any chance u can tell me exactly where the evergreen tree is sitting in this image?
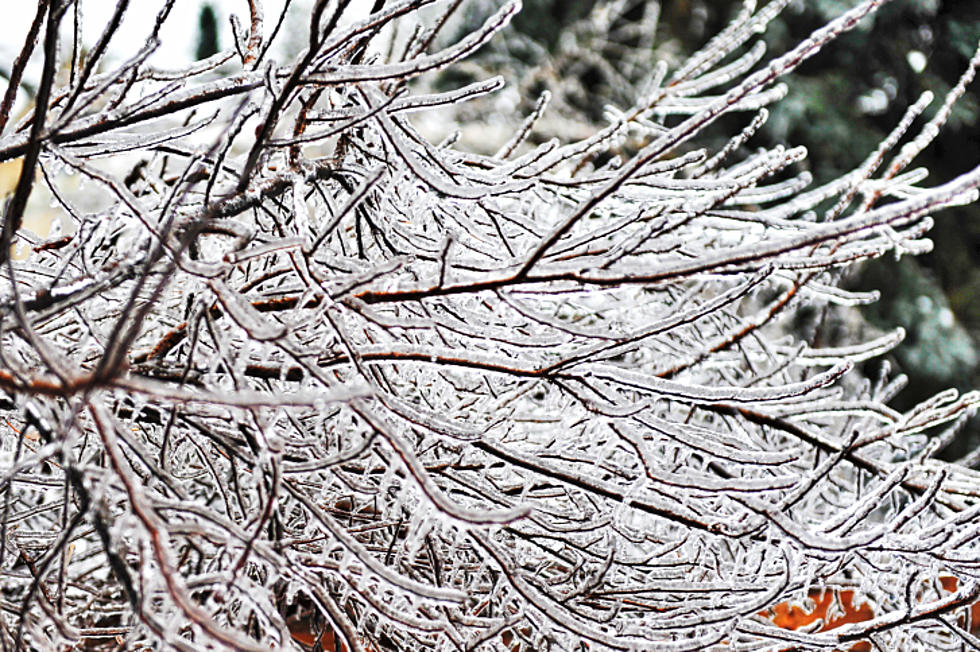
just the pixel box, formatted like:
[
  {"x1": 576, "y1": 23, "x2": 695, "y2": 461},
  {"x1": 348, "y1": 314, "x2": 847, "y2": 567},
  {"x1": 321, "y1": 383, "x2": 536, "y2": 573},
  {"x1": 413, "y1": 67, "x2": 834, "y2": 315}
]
[{"x1": 196, "y1": 3, "x2": 219, "y2": 60}]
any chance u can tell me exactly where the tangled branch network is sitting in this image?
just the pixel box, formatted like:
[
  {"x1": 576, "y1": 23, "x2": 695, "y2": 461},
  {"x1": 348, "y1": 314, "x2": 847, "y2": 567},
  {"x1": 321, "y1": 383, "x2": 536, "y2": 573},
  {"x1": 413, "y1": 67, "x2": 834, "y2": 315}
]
[{"x1": 3, "y1": 0, "x2": 980, "y2": 650}]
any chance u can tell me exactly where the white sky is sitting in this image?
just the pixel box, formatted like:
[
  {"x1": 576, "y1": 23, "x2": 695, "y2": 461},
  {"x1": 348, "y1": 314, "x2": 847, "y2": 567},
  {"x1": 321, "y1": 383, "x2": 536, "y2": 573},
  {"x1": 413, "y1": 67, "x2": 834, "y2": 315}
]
[
  {"x1": 0, "y1": 1, "x2": 412, "y2": 120},
  {"x1": 0, "y1": 0, "x2": 314, "y2": 117},
  {"x1": 2, "y1": 0, "x2": 245, "y2": 63}
]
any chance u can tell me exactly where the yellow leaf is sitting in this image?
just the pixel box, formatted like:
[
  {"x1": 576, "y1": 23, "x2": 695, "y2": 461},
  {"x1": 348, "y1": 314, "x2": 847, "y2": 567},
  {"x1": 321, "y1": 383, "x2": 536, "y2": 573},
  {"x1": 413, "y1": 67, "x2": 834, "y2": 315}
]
[{"x1": 0, "y1": 157, "x2": 24, "y2": 196}]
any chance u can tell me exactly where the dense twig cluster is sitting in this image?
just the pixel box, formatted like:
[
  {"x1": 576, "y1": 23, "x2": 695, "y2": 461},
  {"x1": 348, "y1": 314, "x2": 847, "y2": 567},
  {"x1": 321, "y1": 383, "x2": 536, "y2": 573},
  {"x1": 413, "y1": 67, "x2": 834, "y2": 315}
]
[{"x1": 2, "y1": 0, "x2": 980, "y2": 650}]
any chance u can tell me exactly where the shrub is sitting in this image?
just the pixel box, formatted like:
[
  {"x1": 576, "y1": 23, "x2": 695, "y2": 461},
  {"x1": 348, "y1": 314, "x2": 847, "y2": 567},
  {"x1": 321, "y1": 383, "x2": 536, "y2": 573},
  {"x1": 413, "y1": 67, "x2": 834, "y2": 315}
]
[{"x1": 2, "y1": 1, "x2": 980, "y2": 650}]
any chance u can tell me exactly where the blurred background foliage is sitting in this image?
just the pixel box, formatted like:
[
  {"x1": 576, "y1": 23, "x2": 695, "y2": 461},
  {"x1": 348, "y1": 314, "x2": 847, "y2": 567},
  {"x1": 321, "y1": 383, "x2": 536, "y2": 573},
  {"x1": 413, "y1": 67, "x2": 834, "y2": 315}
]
[
  {"x1": 436, "y1": 0, "x2": 980, "y2": 458},
  {"x1": 196, "y1": 3, "x2": 221, "y2": 61}
]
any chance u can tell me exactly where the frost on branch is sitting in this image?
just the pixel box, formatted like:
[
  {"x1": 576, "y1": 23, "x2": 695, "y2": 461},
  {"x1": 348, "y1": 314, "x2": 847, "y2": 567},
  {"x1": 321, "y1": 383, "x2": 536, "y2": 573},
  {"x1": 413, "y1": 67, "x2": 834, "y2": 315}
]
[{"x1": 2, "y1": 1, "x2": 980, "y2": 650}]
